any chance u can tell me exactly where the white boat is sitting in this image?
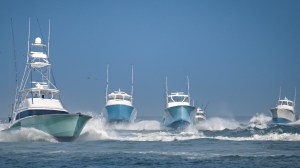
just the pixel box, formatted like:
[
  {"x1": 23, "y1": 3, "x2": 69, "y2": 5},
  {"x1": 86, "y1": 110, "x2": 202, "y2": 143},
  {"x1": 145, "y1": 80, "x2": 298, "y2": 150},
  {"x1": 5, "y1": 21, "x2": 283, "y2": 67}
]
[
  {"x1": 193, "y1": 107, "x2": 206, "y2": 124},
  {"x1": 270, "y1": 88, "x2": 297, "y2": 123},
  {"x1": 162, "y1": 77, "x2": 196, "y2": 129},
  {"x1": 104, "y1": 65, "x2": 136, "y2": 123},
  {"x1": 5, "y1": 20, "x2": 91, "y2": 141}
]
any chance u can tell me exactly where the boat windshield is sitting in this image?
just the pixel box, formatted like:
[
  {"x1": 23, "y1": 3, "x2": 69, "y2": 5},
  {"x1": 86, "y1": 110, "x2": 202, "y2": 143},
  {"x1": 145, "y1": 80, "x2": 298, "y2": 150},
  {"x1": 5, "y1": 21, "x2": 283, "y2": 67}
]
[
  {"x1": 279, "y1": 100, "x2": 293, "y2": 106},
  {"x1": 23, "y1": 90, "x2": 60, "y2": 100},
  {"x1": 108, "y1": 94, "x2": 131, "y2": 101},
  {"x1": 169, "y1": 96, "x2": 189, "y2": 102}
]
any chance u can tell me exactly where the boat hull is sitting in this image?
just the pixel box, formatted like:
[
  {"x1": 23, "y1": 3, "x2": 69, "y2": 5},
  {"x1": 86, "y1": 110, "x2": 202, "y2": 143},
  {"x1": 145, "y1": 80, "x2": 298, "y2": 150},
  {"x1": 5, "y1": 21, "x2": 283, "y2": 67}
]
[
  {"x1": 270, "y1": 108, "x2": 296, "y2": 123},
  {"x1": 163, "y1": 105, "x2": 195, "y2": 129},
  {"x1": 105, "y1": 104, "x2": 134, "y2": 123},
  {"x1": 8, "y1": 113, "x2": 91, "y2": 142}
]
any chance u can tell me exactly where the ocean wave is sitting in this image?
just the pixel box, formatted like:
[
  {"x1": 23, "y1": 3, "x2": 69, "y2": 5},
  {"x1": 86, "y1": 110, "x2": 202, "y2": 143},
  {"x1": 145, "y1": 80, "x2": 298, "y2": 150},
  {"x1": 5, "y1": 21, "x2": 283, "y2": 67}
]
[{"x1": 1, "y1": 112, "x2": 300, "y2": 142}]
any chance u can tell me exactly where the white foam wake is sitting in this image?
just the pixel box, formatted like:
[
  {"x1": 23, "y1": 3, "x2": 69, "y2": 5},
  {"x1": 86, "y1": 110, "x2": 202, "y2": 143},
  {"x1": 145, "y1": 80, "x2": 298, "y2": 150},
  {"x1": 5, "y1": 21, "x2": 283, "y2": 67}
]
[
  {"x1": 77, "y1": 112, "x2": 203, "y2": 142},
  {"x1": 108, "y1": 120, "x2": 162, "y2": 131},
  {"x1": 113, "y1": 131, "x2": 203, "y2": 142},
  {"x1": 212, "y1": 133, "x2": 300, "y2": 141}
]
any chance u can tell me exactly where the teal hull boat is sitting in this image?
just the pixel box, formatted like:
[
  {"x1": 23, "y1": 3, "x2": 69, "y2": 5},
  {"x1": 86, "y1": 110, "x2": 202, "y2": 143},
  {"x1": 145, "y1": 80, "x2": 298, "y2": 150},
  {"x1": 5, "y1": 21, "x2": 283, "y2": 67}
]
[{"x1": 8, "y1": 113, "x2": 91, "y2": 142}]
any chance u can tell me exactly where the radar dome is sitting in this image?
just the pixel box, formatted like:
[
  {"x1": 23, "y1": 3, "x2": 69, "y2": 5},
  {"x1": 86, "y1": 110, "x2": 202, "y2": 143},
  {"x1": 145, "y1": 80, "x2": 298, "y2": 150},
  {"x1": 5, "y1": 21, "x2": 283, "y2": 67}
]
[{"x1": 35, "y1": 37, "x2": 42, "y2": 44}]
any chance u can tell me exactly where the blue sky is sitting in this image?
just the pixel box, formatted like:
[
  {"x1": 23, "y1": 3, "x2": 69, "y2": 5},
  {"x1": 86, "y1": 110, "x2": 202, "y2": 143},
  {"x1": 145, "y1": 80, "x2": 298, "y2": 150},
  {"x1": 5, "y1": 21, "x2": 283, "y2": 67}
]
[{"x1": 0, "y1": 0, "x2": 300, "y2": 119}]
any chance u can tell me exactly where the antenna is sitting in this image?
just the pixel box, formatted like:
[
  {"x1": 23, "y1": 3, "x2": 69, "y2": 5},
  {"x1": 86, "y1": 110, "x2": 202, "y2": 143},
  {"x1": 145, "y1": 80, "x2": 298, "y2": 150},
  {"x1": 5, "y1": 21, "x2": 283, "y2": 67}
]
[
  {"x1": 278, "y1": 86, "x2": 282, "y2": 100},
  {"x1": 187, "y1": 76, "x2": 190, "y2": 103},
  {"x1": 27, "y1": 18, "x2": 31, "y2": 63},
  {"x1": 48, "y1": 20, "x2": 51, "y2": 86},
  {"x1": 294, "y1": 88, "x2": 297, "y2": 108},
  {"x1": 165, "y1": 76, "x2": 168, "y2": 107},
  {"x1": 131, "y1": 64, "x2": 134, "y2": 104},
  {"x1": 105, "y1": 64, "x2": 109, "y2": 103},
  {"x1": 48, "y1": 19, "x2": 51, "y2": 58}
]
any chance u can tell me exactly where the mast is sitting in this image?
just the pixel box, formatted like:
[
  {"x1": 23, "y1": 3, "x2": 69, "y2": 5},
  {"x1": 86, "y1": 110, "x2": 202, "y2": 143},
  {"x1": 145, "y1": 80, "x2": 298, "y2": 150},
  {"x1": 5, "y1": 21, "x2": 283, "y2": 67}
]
[
  {"x1": 278, "y1": 86, "x2": 282, "y2": 101},
  {"x1": 47, "y1": 19, "x2": 51, "y2": 86},
  {"x1": 131, "y1": 64, "x2": 134, "y2": 104},
  {"x1": 187, "y1": 76, "x2": 190, "y2": 104},
  {"x1": 47, "y1": 20, "x2": 50, "y2": 58},
  {"x1": 105, "y1": 64, "x2": 109, "y2": 103}
]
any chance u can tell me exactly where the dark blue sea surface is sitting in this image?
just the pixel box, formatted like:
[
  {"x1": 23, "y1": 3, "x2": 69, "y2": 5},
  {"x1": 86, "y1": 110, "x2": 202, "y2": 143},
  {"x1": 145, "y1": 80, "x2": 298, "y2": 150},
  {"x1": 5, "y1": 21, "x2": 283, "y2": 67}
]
[{"x1": 0, "y1": 113, "x2": 300, "y2": 168}]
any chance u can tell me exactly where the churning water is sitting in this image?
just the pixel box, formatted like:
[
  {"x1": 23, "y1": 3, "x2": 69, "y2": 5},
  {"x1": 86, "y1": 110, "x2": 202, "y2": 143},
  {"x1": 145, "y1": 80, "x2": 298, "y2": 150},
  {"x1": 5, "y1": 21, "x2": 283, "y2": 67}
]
[{"x1": 0, "y1": 113, "x2": 300, "y2": 167}]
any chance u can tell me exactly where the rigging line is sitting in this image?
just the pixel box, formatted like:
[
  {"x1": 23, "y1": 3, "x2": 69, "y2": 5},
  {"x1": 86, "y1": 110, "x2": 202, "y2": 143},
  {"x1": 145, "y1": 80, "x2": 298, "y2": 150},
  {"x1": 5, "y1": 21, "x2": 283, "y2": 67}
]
[
  {"x1": 50, "y1": 67, "x2": 57, "y2": 88},
  {"x1": 34, "y1": 67, "x2": 57, "y2": 89},
  {"x1": 10, "y1": 18, "x2": 18, "y2": 84},
  {"x1": 10, "y1": 18, "x2": 19, "y2": 118}
]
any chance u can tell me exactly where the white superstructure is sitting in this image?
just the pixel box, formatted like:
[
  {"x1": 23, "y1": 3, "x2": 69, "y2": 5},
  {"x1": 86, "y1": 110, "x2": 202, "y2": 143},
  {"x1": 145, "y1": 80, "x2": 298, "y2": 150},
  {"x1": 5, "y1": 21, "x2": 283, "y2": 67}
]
[
  {"x1": 106, "y1": 89, "x2": 133, "y2": 107},
  {"x1": 167, "y1": 92, "x2": 191, "y2": 108},
  {"x1": 10, "y1": 21, "x2": 67, "y2": 123},
  {"x1": 194, "y1": 107, "x2": 206, "y2": 121}
]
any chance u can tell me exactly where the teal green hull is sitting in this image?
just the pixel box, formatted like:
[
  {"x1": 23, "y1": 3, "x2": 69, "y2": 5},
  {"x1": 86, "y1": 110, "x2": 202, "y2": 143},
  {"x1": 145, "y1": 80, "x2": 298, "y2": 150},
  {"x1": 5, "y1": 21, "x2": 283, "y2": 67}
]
[{"x1": 8, "y1": 114, "x2": 91, "y2": 142}]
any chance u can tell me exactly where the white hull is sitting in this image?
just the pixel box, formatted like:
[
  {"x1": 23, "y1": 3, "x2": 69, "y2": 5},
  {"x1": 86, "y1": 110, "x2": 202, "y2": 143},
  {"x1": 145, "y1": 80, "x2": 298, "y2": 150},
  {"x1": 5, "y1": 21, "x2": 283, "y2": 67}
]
[{"x1": 270, "y1": 108, "x2": 296, "y2": 123}]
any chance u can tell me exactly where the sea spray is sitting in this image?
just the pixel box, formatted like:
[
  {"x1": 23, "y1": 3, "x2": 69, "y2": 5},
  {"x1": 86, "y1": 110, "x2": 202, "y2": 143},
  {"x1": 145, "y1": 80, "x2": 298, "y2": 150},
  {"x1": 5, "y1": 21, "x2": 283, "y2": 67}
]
[
  {"x1": 0, "y1": 127, "x2": 57, "y2": 142},
  {"x1": 195, "y1": 117, "x2": 240, "y2": 131},
  {"x1": 0, "y1": 121, "x2": 9, "y2": 131},
  {"x1": 77, "y1": 112, "x2": 203, "y2": 142},
  {"x1": 248, "y1": 113, "x2": 272, "y2": 129},
  {"x1": 109, "y1": 120, "x2": 162, "y2": 131},
  {"x1": 212, "y1": 132, "x2": 300, "y2": 141},
  {"x1": 78, "y1": 112, "x2": 118, "y2": 141}
]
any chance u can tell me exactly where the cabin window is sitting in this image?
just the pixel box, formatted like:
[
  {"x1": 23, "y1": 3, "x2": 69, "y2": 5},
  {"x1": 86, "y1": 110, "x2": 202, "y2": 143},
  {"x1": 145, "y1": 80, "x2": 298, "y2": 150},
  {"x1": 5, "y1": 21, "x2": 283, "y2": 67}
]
[
  {"x1": 288, "y1": 102, "x2": 293, "y2": 106},
  {"x1": 42, "y1": 95, "x2": 45, "y2": 98},
  {"x1": 116, "y1": 95, "x2": 123, "y2": 100},
  {"x1": 282, "y1": 101, "x2": 287, "y2": 105}
]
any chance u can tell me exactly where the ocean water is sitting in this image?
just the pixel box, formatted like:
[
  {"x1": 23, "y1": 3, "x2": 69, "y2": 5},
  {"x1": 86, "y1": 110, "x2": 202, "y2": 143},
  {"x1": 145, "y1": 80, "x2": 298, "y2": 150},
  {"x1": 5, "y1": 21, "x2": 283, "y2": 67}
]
[{"x1": 0, "y1": 113, "x2": 300, "y2": 168}]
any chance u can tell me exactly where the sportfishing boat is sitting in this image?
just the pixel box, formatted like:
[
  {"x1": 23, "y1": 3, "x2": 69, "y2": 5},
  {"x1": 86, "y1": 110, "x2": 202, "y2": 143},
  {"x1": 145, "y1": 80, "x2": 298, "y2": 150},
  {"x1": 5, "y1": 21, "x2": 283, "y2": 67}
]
[
  {"x1": 162, "y1": 77, "x2": 196, "y2": 129},
  {"x1": 270, "y1": 88, "x2": 297, "y2": 123},
  {"x1": 104, "y1": 65, "x2": 135, "y2": 123},
  {"x1": 193, "y1": 107, "x2": 206, "y2": 124},
  {"x1": 6, "y1": 20, "x2": 91, "y2": 141}
]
